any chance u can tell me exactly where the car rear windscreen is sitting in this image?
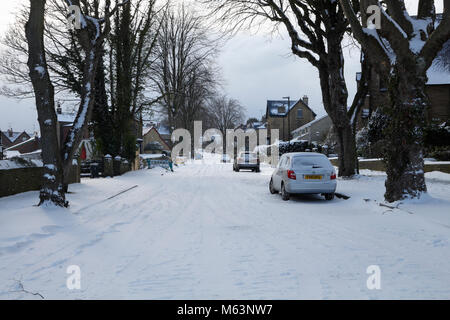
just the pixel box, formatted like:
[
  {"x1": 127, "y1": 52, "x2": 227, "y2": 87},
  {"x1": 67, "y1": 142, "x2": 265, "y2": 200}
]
[
  {"x1": 292, "y1": 156, "x2": 331, "y2": 168},
  {"x1": 241, "y1": 153, "x2": 256, "y2": 157}
]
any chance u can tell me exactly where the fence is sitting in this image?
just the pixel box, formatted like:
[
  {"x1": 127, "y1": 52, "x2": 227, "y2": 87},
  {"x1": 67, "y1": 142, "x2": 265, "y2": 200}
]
[{"x1": 146, "y1": 159, "x2": 170, "y2": 169}]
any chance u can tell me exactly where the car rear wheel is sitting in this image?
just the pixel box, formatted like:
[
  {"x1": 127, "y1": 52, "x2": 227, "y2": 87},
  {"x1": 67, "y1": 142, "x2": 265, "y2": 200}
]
[
  {"x1": 325, "y1": 193, "x2": 335, "y2": 201},
  {"x1": 269, "y1": 179, "x2": 277, "y2": 194},
  {"x1": 281, "y1": 183, "x2": 290, "y2": 201}
]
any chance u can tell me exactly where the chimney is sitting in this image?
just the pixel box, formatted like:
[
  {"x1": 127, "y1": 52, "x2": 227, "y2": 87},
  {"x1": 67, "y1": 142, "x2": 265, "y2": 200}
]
[
  {"x1": 56, "y1": 103, "x2": 62, "y2": 115},
  {"x1": 302, "y1": 95, "x2": 309, "y2": 106},
  {"x1": 8, "y1": 128, "x2": 13, "y2": 138}
]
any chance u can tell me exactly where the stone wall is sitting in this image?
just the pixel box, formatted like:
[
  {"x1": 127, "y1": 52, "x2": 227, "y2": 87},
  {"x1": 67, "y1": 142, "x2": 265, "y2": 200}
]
[
  {"x1": 0, "y1": 165, "x2": 80, "y2": 198},
  {"x1": 329, "y1": 158, "x2": 450, "y2": 174}
]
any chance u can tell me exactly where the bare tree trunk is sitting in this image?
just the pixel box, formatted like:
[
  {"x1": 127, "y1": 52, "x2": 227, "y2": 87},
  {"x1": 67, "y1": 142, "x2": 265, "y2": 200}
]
[
  {"x1": 24, "y1": 0, "x2": 123, "y2": 206},
  {"x1": 319, "y1": 36, "x2": 357, "y2": 177},
  {"x1": 338, "y1": 126, "x2": 357, "y2": 177},
  {"x1": 383, "y1": 67, "x2": 427, "y2": 201},
  {"x1": 25, "y1": 0, "x2": 67, "y2": 207}
]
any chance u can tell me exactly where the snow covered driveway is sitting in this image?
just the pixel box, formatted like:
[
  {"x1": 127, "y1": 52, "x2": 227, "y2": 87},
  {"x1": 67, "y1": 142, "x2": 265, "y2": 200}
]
[{"x1": 1, "y1": 162, "x2": 450, "y2": 299}]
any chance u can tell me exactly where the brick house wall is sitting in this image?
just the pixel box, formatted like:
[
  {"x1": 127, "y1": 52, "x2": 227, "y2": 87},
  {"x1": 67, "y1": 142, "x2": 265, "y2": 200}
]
[
  {"x1": 426, "y1": 84, "x2": 450, "y2": 123},
  {"x1": 355, "y1": 70, "x2": 450, "y2": 129},
  {"x1": 287, "y1": 102, "x2": 316, "y2": 135},
  {"x1": 6, "y1": 136, "x2": 40, "y2": 154}
]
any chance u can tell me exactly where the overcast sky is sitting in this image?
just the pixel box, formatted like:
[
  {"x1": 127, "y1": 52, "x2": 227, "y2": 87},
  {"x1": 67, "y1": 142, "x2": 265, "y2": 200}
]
[{"x1": 0, "y1": 0, "x2": 442, "y2": 133}]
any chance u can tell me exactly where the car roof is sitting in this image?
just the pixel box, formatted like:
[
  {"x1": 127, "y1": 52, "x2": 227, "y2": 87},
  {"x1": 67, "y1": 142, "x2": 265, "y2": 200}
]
[{"x1": 282, "y1": 152, "x2": 326, "y2": 158}]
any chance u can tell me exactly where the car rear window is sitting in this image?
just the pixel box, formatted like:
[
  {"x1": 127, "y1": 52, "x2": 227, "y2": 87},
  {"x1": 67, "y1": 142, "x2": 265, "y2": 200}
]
[
  {"x1": 292, "y1": 156, "x2": 331, "y2": 168},
  {"x1": 241, "y1": 153, "x2": 256, "y2": 157}
]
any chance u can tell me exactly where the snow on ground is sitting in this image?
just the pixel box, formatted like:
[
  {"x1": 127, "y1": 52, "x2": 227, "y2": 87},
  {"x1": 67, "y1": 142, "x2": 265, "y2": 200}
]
[{"x1": 0, "y1": 160, "x2": 449, "y2": 299}]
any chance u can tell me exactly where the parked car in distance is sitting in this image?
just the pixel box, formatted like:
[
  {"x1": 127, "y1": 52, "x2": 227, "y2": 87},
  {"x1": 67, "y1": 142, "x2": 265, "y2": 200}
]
[
  {"x1": 269, "y1": 152, "x2": 336, "y2": 201},
  {"x1": 233, "y1": 151, "x2": 260, "y2": 172},
  {"x1": 221, "y1": 154, "x2": 231, "y2": 163}
]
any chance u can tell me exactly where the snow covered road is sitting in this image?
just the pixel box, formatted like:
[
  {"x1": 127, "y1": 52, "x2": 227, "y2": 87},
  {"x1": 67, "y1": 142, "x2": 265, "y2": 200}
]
[{"x1": 1, "y1": 161, "x2": 450, "y2": 299}]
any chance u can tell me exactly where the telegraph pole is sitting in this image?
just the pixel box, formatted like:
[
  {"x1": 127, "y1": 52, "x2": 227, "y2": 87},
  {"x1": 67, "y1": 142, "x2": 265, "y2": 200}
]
[
  {"x1": 0, "y1": 129, "x2": 3, "y2": 160},
  {"x1": 283, "y1": 96, "x2": 290, "y2": 141}
]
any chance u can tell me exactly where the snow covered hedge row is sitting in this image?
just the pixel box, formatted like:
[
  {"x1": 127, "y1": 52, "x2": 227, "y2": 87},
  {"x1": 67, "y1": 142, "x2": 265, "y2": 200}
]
[{"x1": 0, "y1": 157, "x2": 43, "y2": 171}]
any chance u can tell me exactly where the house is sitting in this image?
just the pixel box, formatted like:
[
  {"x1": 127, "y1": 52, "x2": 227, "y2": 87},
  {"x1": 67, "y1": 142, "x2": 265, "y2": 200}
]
[
  {"x1": 142, "y1": 122, "x2": 172, "y2": 147},
  {"x1": 0, "y1": 129, "x2": 32, "y2": 149},
  {"x1": 266, "y1": 96, "x2": 316, "y2": 141},
  {"x1": 426, "y1": 59, "x2": 450, "y2": 124},
  {"x1": 56, "y1": 106, "x2": 92, "y2": 160},
  {"x1": 234, "y1": 120, "x2": 268, "y2": 146},
  {"x1": 56, "y1": 108, "x2": 76, "y2": 148},
  {"x1": 246, "y1": 121, "x2": 267, "y2": 131},
  {"x1": 142, "y1": 126, "x2": 171, "y2": 154},
  {"x1": 355, "y1": 41, "x2": 450, "y2": 128},
  {"x1": 156, "y1": 124, "x2": 172, "y2": 148},
  {"x1": 291, "y1": 114, "x2": 332, "y2": 144},
  {"x1": 4, "y1": 135, "x2": 41, "y2": 155}
]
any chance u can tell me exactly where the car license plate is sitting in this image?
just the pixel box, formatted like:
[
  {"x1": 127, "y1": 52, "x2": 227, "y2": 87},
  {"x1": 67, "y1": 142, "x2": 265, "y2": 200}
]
[{"x1": 304, "y1": 175, "x2": 323, "y2": 180}]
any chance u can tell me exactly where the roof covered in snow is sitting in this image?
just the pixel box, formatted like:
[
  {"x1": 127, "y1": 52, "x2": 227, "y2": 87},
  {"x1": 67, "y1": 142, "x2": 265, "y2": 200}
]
[
  {"x1": 0, "y1": 158, "x2": 43, "y2": 170},
  {"x1": 266, "y1": 100, "x2": 298, "y2": 117},
  {"x1": 427, "y1": 67, "x2": 450, "y2": 85},
  {"x1": 292, "y1": 114, "x2": 330, "y2": 134},
  {"x1": 266, "y1": 99, "x2": 317, "y2": 119},
  {"x1": 246, "y1": 122, "x2": 266, "y2": 130},
  {"x1": 427, "y1": 41, "x2": 450, "y2": 85},
  {"x1": 57, "y1": 113, "x2": 76, "y2": 123},
  {"x1": 1, "y1": 130, "x2": 32, "y2": 144},
  {"x1": 143, "y1": 124, "x2": 171, "y2": 137},
  {"x1": 4, "y1": 135, "x2": 39, "y2": 151},
  {"x1": 4, "y1": 150, "x2": 21, "y2": 159},
  {"x1": 158, "y1": 125, "x2": 171, "y2": 136}
]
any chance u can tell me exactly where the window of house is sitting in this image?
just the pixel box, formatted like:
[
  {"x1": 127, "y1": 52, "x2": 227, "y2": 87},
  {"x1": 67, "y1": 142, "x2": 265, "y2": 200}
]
[
  {"x1": 297, "y1": 109, "x2": 303, "y2": 119},
  {"x1": 379, "y1": 77, "x2": 387, "y2": 92},
  {"x1": 361, "y1": 109, "x2": 370, "y2": 118},
  {"x1": 278, "y1": 106, "x2": 286, "y2": 114}
]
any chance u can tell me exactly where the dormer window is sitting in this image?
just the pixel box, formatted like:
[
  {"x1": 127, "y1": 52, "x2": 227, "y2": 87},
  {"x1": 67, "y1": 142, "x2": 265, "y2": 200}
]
[
  {"x1": 278, "y1": 106, "x2": 286, "y2": 114},
  {"x1": 362, "y1": 109, "x2": 370, "y2": 118}
]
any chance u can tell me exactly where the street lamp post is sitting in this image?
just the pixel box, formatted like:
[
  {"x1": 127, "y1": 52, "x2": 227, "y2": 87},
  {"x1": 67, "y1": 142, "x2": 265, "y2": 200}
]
[
  {"x1": 0, "y1": 130, "x2": 3, "y2": 160},
  {"x1": 283, "y1": 96, "x2": 290, "y2": 141}
]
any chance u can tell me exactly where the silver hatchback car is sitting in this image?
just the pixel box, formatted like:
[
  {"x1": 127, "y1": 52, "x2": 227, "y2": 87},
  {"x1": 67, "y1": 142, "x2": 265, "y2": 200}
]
[{"x1": 269, "y1": 152, "x2": 337, "y2": 201}]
